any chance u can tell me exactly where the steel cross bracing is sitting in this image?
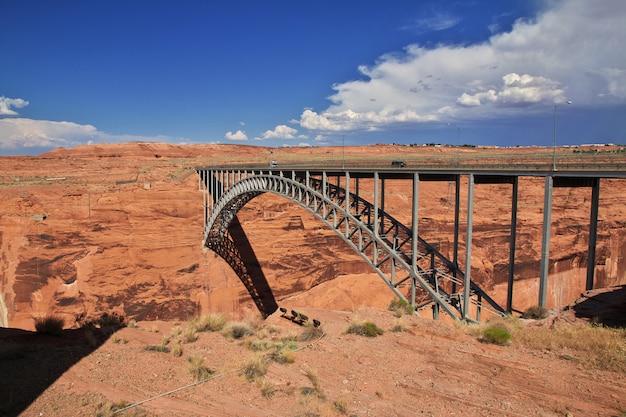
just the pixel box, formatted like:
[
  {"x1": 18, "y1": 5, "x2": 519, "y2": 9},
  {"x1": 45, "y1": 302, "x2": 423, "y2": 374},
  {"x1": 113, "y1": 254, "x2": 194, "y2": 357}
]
[{"x1": 198, "y1": 168, "x2": 506, "y2": 322}]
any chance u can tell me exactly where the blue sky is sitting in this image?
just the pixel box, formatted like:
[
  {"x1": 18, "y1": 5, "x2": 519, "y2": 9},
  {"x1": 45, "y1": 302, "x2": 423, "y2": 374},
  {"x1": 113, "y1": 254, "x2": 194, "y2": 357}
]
[{"x1": 1, "y1": 0, "x2": 625, "y2": 155}]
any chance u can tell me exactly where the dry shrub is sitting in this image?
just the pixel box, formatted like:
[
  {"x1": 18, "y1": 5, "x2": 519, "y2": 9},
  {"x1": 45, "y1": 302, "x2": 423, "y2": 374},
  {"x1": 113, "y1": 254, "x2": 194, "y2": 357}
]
[
  {"x1": 522, "y1": 305, "x2": 549, "y2": 320},
  {"x1": 171, "y1": 342, "x2": 183, "y2": 357},
  {"x1": 223, "y1": 321, "x2": 254, "y2": 339},
  {"x1": 334, "y1": 397, "x2": 349, "y2": 414},
  {"x1": 256, "y1": 377, "x2": 277, "y2": 399},
  {"x1": 299, "y1": 322, "x2": 324, "y2": 342},
  {"x1": 241, "y1": 355, "x2": 267, "y2": 381},
  {"x1": 34, "y1": 315, "x2": 65, "y2": 336},
  {"x1": 301, "y1": 367, "x2": 324, "y2": 399},
  {"x1": 187, "y1": 354, "x2": 213, "y2": 381},
  {"x1": 346, "y1": 320, "x2": 384, "y2": 337},
  {"x1": 189, "y1": 313, "x2": 227, "y2": 332},
  {"x1": 182, "y1": 327, "x2": 198, "y2": 343}
]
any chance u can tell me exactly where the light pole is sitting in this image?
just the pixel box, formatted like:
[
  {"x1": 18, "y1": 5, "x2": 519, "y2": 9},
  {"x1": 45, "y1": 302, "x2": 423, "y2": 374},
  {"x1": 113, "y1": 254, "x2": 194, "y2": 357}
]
[
  {"x1": 552, "y1": 100, "x2": 572, "y2": 171},
  {"x1": 448, "y1": 123, "x2": 460, "y2": 166}
]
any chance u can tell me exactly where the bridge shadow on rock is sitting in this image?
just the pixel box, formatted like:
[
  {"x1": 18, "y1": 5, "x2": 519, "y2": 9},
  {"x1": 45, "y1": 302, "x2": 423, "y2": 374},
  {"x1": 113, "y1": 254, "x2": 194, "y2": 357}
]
[
  {"x1": 209, "y1": 216, "x2": 278, "y2": 318},
  {"x1": 572, "y1": 285, "x2": 626, "y2": 328},
  {"x1": 0, "y1": 316, "x2": 123, "y2": 417}
]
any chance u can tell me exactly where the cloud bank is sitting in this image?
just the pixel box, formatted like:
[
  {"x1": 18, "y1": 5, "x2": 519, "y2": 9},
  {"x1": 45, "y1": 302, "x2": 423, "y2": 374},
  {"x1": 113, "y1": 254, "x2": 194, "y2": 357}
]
[
  {"x1": 297, "y1": 0, "x2": 626, "y2": 133},
  {"x1": 0, "y1": 118, "x2": 182, "y2": 152}
]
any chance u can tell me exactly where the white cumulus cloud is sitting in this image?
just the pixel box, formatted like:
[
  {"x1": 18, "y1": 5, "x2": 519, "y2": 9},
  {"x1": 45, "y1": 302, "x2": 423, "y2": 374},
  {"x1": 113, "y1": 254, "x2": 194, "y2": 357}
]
[
  {"x1": 257, "y1": 124, "x2": 298, "y2": 140},
  {"x1": 0, "y1": 96, "x2": 29, "y2": 116},
  {"x1": 297, "y1": 0, "x2": 626, "y2": 132},
  {"x1": 225, "y1": 130, "x2": 248, "y2": 141}
]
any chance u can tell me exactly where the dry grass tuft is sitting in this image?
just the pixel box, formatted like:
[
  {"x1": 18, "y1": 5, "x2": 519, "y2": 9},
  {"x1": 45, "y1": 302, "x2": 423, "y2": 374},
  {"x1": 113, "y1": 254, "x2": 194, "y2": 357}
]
[
  {"x1": 256, "y1": 377, "x2": 277, "y2": 399},
  {"x1": 189, "y1": 313, "x2": 227, "y2": 332},
  {"x1": 346, "y1": 320, "x2": 384, "y2": 337},
  {"x1": 223, "y1": 321, "x2": 254, "y2": 339},
  {"x1": 514, "y1": 322, "x2": 626, "y2": 372},
  {"x1": 299, "y1": 322, "x2": 324, "y2": 342},
  {"x1": 241, "y1": 355, "x2": 268, "y2": 381},
  {"x1": 34, "y1": 315, "x2": 65, "y2": 336},
  {"x1": 187, "y1": 354, "x2": 213, "y2": 381}
]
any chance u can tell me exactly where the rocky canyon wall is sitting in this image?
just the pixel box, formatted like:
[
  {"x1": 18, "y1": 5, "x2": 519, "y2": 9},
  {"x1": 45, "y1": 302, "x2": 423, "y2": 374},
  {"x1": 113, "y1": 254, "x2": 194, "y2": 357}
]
[{"x1": 1, "y1": 143, "x2": 625, "y2": 329}]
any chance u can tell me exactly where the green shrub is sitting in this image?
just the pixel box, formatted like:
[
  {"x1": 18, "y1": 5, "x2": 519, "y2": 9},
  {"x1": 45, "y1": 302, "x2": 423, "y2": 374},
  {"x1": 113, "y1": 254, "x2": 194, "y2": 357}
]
[
  {"x1": 34, "y1": 315, "x2": 65, "y2": 336},
  {"x1": 145, "y1": 344, "x2": 170, "y2": 353},
  {"x1": 482, "y1": 327, "x2": 511, "y2": 346},
  {"x1": 388, "y1": 298, "x2": 414, "y2": 317},
  {"x1": 346, "y1": 321, "x2": 384, "y2": 337},
  {"x1": 522, "y1": 305, "x2": 549, "y2": 320}
]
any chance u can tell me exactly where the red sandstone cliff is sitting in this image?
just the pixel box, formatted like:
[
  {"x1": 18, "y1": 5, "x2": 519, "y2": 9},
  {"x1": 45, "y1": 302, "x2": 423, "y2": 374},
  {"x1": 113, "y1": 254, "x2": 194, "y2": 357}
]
[{"x1": 1, "y1": 143, "x2": 625, "y2": 329}]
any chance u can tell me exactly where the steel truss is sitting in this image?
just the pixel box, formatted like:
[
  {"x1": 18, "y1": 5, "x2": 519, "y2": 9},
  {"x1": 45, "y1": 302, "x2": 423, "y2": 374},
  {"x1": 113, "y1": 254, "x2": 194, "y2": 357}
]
[{"x1": 197, "y1": 168, "x2": 506, "y2": 322}]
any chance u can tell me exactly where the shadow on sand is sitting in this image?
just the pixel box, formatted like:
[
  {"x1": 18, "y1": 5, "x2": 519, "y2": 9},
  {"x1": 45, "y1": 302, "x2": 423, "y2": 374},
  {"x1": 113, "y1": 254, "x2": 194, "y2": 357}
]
[
  {"x1": 572, "y1": 285, "x2": 626, "y2": 327},
  {"x1": 0, "y1": 318, "x2": 121, "y2": 417}
]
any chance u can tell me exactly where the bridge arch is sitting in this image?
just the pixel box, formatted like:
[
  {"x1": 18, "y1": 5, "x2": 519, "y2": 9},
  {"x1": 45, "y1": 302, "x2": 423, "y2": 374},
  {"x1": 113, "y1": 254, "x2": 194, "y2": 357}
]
[{"x1": 198, "y1": 168, "x2": 505, "y2": 322}]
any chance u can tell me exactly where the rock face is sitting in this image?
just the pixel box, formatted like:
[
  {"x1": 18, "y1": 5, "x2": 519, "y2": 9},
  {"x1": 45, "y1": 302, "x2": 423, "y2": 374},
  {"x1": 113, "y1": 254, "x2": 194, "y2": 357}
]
[{"x1": 1, "y1": 143, "x2": 625, "y2": 329}]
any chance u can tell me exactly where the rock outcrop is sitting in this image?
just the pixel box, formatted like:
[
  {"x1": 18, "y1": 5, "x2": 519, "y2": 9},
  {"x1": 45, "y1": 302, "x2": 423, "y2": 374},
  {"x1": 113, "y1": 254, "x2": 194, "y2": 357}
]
[{"x1": 1, "y1": 143, "x2": 625, "y2": 329}]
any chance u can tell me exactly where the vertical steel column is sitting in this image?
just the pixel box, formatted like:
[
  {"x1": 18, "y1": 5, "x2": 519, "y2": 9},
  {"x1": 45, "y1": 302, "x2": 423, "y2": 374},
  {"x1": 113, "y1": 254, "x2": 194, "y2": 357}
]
[
  {"x1": 345, "y1": 171, "x2": 351, "y2": 236},
  {"x1": 507, "y1": 177, "x2": 519, "y2": 312},
  {"x1": 586, "y1": 178, "x2": 600, "y2": 290},
  {"x1": 411, "y1": 173, "x2": 419, "y2": 310},
  {"x1": 355, "y1": 178, "x2": 360, "y2": 214},
  {"x1": 322, "y1": 171, "x2": 328, "y2": 218},
  {"x1": 539, "y1": 176, "x2": 554, "y2": 308},
  {"x1": 453, "y1": 175, "x2": 461, "y2": 294},
  {"x1": 380, "y1": 178, "x2": 386, "y2": 234},
  {"x1": 373, "y1": 172, "x2": 379, "y2": 265},
  {"x1": 306, "y1": 171, "x2": 311, "y2": 206},
  {"x1": 463, "y1": 174, "x2": 474, "y2": 320}
]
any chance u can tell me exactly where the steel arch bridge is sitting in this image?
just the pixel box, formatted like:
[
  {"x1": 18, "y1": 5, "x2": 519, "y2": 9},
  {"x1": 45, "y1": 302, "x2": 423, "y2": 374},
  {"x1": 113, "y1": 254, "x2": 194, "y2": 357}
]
[{"x1": 196, "y1": 167, "x2": 506, "y2": 322}]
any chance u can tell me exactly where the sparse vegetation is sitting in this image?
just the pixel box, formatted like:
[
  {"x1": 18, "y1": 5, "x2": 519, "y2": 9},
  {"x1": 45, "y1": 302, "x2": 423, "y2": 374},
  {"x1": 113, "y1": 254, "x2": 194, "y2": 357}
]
[
  {"x1": 182, "y1": 327, "x2": 198, "y2": 343},
  {"x1": 346, "y1": 320, "x2": 384, "y2": 337},
  {"x1": 481, "y1": 326, "x2": 512, "y2": 346},
  {"x1": 388, "y1": 298, "x2": 414, "y2": 317},
  {"x1": 256, "y1": 377, "x2": 276, "y2": 399},
  {"x1": 223, "y1": 321, "x2": 254, "y2": 339},
  {"x1": 241, "y1": 355, "x2": 268, "y2": 381},
  {"x1": 34, "y1": 315, "x2": 65, "y2": 336},
  {"x1": 333, "y1": 397, "x2": 349, "y2": 414},
  {"x1": 514, "y1": 322, "x2": 626, "y2": 372},
  {"x1": 169, "y1": 325, "x2": 183, "y2": 338},
  {"x1": 391, "y1": 319, "x2": 407, "y2": 332},
  {"x1": 189, "y1": 313, "x2": 227, "y2": 332},
  {"x1": 299, "y1": 321, "x2": 325, "y2": 341},
  {"x1": 145, "y1": 344, "x2": 170, "y2": 353},
  {"x1": 171, "y1": 342, "x2": 183, "y2": 357},
  {"x1": 187, "y1": 354, "x2": 213, "y2": 381},
  {"x1": 522, "y1": 305, "x2": 549, "y2": 320},
  {"x1": 302, "y1": 367, "x2": 324, "y2": 399}
]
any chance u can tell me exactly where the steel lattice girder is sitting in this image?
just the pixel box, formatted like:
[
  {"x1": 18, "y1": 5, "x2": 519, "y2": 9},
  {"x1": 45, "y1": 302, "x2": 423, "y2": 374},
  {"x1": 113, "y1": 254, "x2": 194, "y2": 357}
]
[{"x1": 201, "y1": 169, "x2": 505, "y2": 321}]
